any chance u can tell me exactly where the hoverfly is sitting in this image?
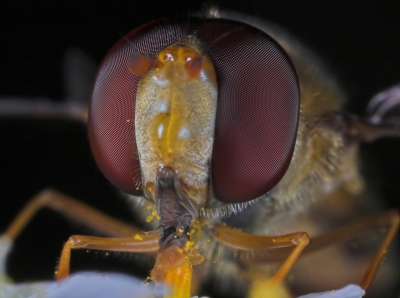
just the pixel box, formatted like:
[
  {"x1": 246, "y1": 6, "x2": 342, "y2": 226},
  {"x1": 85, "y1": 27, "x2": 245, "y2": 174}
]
[{"x1": 1, "y1": 4, "x2": 399, "y2": 298}]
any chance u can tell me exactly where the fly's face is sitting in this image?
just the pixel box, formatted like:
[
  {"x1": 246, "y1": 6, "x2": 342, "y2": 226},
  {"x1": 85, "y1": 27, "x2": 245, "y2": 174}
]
[
  {"x1": 88, "y1": 17, "x2": 299, "y2": 211},
  {"x1": 88, "y1": 17, "x2": 299, "y2": 253},
  {"x1": 135, "y1": 37, "x2": 217, "y2": 207}
]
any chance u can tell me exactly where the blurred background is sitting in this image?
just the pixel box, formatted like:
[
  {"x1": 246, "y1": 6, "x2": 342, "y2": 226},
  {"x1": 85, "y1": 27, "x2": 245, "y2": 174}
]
[{"x1": 0, "y1": 0, "x2": 399, "y2": 297}]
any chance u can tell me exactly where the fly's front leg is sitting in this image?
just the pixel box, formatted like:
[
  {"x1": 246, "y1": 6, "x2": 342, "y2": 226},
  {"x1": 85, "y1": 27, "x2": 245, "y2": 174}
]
[
  {"x1": 57, "y1": 234, "x2": 159, "y2": 280},
  {"x1": 211, "y1": 224, "x2": 310, "y2": 294},
  {"x1": 1, "y1": 189, "x2": 157, "y2": 279},
  {"x1": 3, "y1": 189, "x2": 144, "y2": 241}
]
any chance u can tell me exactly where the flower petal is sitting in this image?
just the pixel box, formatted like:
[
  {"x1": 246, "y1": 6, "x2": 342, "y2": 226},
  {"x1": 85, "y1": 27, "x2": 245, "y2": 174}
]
[{"x1": 298, "y1": 284, "x2": 365, "y2": 298}]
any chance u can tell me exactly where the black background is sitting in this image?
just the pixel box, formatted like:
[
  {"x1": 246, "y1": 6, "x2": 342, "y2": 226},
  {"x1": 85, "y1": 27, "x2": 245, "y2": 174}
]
[{"x1": 1, "y1": 0, "x2": 400, "y2": 297}]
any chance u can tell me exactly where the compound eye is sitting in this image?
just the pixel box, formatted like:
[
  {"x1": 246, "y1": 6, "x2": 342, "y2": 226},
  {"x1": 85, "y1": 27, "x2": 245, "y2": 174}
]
[{"x1": 196, "y1": 20, "x2": 300, "y2": 204}]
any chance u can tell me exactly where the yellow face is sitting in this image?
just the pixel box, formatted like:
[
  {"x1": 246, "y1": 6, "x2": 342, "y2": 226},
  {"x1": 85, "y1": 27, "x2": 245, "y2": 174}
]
[{"x1": 135, "y1": 36, "x2": 218, "y2": 209}]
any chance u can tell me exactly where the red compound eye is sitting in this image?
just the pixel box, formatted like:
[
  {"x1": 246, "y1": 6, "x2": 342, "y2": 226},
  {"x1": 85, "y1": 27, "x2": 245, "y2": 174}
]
[
  {"x1": 88, "y1": 18, "x2": 299, "y2": 203},
  {"x1": 198, "y1": 20, "x2": 300, "y2": 203}
]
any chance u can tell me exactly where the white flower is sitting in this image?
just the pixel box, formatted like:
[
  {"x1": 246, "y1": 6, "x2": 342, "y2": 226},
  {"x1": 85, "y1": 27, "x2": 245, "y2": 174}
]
[{"x1": 298, "y1": 284, "x2": 365, "y2": 298}]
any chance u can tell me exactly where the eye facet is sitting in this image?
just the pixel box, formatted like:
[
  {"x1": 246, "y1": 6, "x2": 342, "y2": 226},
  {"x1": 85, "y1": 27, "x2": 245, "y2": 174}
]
[{"x1": 88, "y1": 18, "x2": 299, "y2": 203}]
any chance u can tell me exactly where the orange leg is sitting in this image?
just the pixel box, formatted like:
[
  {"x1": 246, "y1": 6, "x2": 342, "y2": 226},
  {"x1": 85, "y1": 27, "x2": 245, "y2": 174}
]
[
  {"x1": 306, "y1": 209, "x2": 400, "y2": 290},
  {"x1": 211, "y1": 224, "x2": 310, "y2": 284},
  {"x1": 211, "y1": 209, "x2": 400, "y2": 291},
  {"x1": 1, "y1": 188, "x2": 160, "y2": 278},
  {"x1": 2, "y1": 189, "x2": 197, "y2": 298},
  {"x1": 56, "y1": 233, "x2": 198, "y2": 298},
  {"x1": 57, "y1": 233, "x2": 159, "y2": 280},
  {"x1": 3, "y1": 188, "x2": 144, "y2": 241}
]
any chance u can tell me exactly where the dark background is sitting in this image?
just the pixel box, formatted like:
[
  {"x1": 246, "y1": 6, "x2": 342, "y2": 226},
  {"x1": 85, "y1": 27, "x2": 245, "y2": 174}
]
[{"x1": 1, "y1": 0, "x2": 400, "y2": 297}]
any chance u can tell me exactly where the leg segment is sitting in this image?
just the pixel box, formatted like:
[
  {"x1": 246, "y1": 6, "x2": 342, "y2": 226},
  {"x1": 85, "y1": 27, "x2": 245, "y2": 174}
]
[
  {"x1": 3, "y1": 188, "x2": 159, "y2": 281},
  {"x1": 308, "y1": 209, "x2": 400, "y2": 290},
  {"x1": 211, "y1": 224, "x2": 310, "y2": 284},
  {"x1": 4, "y1": 188, "x2": 143, "y2": 240},
  {"x1": 57, "y1": 234, "x2": 159, "y2": 280}
]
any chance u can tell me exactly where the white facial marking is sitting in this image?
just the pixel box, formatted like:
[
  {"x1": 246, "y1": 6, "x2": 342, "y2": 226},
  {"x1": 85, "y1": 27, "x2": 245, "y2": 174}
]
[
  {"x1": 157, "y1": 100, "x2": 168, "y2": 113},
  {"x1": 178, "y1": 127, "x2": 191, "y2": 139},
  {"x1": 158, "y1": 123, "x2": 164, "y2": 139},
  {"x1": 153, "y1": 75, "x2": 169, "y2": 87}
]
